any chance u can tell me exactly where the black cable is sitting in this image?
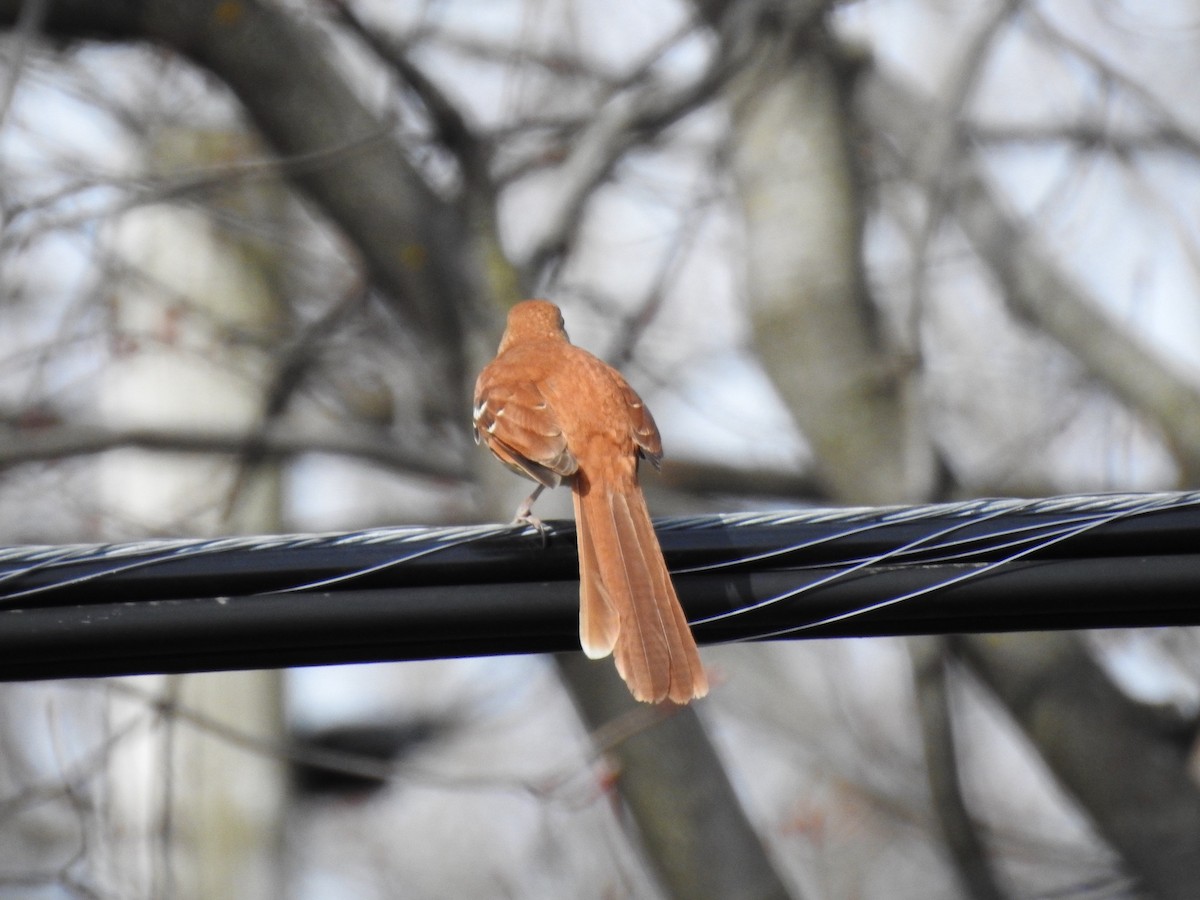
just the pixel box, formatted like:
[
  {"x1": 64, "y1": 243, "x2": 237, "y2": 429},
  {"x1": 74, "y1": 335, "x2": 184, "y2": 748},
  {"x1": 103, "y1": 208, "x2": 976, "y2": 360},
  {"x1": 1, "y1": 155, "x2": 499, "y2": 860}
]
[{"x1": 1, "y1": 491, "x2": 1198, "y2": 681}]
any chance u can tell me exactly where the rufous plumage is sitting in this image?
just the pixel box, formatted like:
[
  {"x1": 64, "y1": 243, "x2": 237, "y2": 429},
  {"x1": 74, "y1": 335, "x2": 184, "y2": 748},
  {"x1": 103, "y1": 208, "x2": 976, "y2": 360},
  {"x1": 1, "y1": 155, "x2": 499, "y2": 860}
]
[{"x1": 473, "y1": 300, "x2": 707, "y2": 704}]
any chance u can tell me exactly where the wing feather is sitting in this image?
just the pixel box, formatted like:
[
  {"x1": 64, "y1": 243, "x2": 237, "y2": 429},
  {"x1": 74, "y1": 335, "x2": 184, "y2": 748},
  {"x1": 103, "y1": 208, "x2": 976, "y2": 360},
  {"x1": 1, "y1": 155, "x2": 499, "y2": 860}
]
[
  {"x1": 474, "y1": 371, "x2": 577, "y2": 487},
  {"x1": 615, "y1": 381, "x2": 662, "y2": 468}
]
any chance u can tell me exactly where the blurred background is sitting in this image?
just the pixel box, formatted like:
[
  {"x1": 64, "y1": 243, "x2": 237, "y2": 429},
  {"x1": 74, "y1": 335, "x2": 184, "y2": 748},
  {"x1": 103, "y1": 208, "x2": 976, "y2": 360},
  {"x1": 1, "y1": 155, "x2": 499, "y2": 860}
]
[{"x1": 2, "y1": 0, "x2": 1200, "y2": 897}]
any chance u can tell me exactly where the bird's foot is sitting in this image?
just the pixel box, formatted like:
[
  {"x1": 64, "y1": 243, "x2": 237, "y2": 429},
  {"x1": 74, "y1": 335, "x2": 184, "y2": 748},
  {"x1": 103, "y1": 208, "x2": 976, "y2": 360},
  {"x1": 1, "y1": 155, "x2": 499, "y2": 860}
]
[{"x1": 513, "y1": 487, "x2": 549, "y2": 547}]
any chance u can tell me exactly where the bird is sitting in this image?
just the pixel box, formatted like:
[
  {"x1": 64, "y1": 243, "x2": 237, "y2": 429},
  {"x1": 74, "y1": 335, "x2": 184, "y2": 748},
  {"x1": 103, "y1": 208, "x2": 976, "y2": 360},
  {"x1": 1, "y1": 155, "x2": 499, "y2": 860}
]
[{"x1": 473, "y1": 300, "x2": 708, "y2": 704}]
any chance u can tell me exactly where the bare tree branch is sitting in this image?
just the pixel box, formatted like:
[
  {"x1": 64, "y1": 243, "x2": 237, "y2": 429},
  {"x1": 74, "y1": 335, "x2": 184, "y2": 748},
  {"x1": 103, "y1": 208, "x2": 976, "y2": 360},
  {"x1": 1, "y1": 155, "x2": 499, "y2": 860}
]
[
  {"x1": 0, "y1": 423, "x2": 465, "y2": 481},
  {"x1": 656, "y1": 458, "x2": 821, "y2": 501},
  {"x1": 606, "y1": 186, "x2": 719, "y2": 369},
  {"x1": 904, "y1": 0, "x2": 1022, "y2": 347},
  {"x1": 724, "y1": 14, "x2": 940, "y2": 504},
  {"x1": 863, "y1": 69, "x2": 1200, "y2": 482},
  {"x1": 1025, "y1": 8, "x2": 1200, "y2": 156},
  {"x1": 0, "y1": 0, "x2": 47, "y2": 129},
  {"x1": 518, "y1": 20, "x2": 739, "y2": 285},
  {"x1": 557, "y1": 654, "x2": 800, "y2": 900},
  {"x1": 0, "y1": 0, "x2": 477, "y2": 409},
  {"x1": 326, "y1": 1, "x2": 523, "y2": 309},
  {"x1": 957, "y1": 632, "x2": 1200, "y2": 900},
  {"x1": 910, "y1": 637, "x2": 1010, "y2": 900},
  {"x1": 327, "y1": 0, "x2": 492, "y2": 200},
  {"x1": 972, "y1": 122, "x2": 1200, "y2": 156}
]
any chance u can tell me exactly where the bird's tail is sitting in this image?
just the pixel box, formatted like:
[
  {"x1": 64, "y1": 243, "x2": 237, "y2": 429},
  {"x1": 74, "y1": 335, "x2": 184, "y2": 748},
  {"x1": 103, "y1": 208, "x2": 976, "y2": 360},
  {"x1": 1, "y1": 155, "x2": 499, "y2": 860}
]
[{"x1": 573, "y1": 478, "x2": 708, "y2": 704}]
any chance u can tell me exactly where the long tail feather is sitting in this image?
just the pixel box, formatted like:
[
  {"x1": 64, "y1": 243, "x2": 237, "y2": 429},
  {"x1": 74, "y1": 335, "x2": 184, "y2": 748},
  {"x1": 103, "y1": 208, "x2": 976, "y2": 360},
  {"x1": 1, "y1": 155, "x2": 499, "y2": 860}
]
[
  {"x1": 575, "y1": 483, "x2": 708, "y2": 703},
  {"x1": 574, "y1": 487, "x2": 619, "y2": 659}
]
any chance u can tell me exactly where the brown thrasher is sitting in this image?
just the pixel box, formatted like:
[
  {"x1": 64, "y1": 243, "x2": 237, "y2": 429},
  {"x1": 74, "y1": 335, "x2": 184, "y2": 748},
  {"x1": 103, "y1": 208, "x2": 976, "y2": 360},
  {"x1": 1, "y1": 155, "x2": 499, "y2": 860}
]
[{"x1": 473, "y1": 300, "x2": 708, "y2": 704}]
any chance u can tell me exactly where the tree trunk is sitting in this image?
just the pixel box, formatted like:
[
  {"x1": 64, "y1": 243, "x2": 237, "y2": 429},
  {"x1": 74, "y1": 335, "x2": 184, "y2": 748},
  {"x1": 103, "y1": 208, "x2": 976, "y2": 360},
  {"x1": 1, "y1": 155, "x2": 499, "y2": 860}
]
[
  {"x1": 558, "y1": 655, "x2": 797, "y2": 900},
  {"x1": 727, "y1": 19, "x2": 937, "y2": 504},
  {"x1": 957, "y1": 632, "x2": 1200, "y2": 900},
  {"x1": 101, "y1": 126, "x2": 287, "y2": 900}
]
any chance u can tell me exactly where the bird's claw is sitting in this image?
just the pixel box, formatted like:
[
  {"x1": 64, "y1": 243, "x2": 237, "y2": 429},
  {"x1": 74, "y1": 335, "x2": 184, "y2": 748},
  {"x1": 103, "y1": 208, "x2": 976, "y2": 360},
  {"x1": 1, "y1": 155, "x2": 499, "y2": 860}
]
[
  {"x1": 511, "y1": 485, "x2": 549, "y2": 547},
  {"x1": 513, "y1": 506, "x2": 549, "y2": 547}
]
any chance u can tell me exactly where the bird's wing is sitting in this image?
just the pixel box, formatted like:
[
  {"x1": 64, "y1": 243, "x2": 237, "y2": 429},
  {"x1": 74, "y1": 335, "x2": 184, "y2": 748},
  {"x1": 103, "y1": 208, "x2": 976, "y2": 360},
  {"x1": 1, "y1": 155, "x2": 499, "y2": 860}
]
[
  {"x1": 617, "y1": 381, "x2": 663, "y2": 469},
  {"x1": 473, "y1": 374, "x2": 578, "y2": 487}
]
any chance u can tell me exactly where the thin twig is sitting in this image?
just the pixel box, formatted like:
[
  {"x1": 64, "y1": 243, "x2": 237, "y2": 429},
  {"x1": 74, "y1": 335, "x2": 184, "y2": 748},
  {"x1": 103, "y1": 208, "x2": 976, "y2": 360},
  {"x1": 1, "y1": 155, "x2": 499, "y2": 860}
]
[
  {"x1": 0, "y1": 0, "x2": 48, "y2": 129},
  {"x1": 0, "y1": 422, "x2": 466, "y2": 481}
]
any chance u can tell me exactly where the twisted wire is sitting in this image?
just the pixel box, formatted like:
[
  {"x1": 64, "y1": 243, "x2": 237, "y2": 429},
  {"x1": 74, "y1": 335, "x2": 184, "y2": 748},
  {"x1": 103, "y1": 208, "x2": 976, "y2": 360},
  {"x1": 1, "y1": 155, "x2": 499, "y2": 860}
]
[{"x1": 1, "y1": 490, "x2": 1198, "y2": 680}]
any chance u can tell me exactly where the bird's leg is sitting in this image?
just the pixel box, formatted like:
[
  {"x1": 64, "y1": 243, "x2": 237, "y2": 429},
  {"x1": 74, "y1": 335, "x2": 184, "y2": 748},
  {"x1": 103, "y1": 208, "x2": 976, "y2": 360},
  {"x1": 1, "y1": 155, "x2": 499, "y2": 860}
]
[{"x1": 513, "y1": 484, "x2": 549, "y2": 545}]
